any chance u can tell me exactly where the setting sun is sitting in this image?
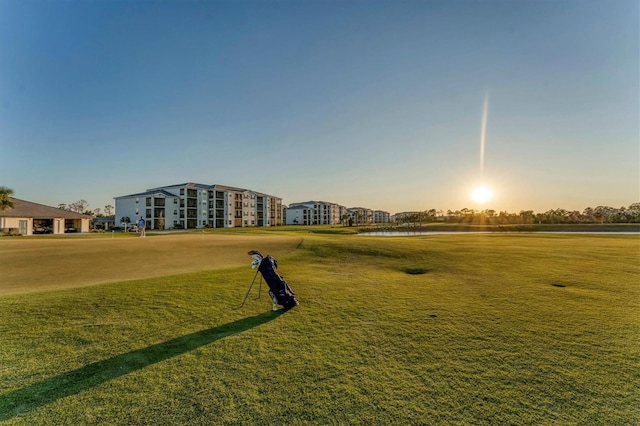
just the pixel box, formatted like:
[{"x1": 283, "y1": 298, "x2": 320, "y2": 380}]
[{"x1": 471, "y1": 185, "x2": 493, "y2": 204}]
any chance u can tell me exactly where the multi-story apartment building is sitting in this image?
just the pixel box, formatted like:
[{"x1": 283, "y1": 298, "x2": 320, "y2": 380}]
[
  {"x1": 347, "y1": 207, "x2": 373, "y2": 225},
  {"x1": 284, "y1": 201, "x2": 347, "y2": 225},
  {"x1": 344, "y1": 208, "x2": 390, "y2": 225},
  {"x1": 284, "y1": 201, "x2": 389, "y2": 226},
  {"x1": 373, "y1": 210, "x2": 391, "y2": 224},
  {"x1": 114, "y1": 182, "x2": 283, "y2": 230}
]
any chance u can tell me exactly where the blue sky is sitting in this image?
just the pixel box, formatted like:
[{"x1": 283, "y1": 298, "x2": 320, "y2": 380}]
[{"x1": 1, "y1": 0, "x2": 638, "y2": 214}]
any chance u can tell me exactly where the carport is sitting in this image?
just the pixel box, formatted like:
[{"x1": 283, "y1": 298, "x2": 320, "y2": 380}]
[{"x1": 0, "y1": 198, "x2": 91, "y2": 235}]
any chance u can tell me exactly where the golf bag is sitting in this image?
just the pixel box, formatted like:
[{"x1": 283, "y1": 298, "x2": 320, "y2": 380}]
[{"x1": 256, "y1": 254, "x2": 299, "y2": 310}]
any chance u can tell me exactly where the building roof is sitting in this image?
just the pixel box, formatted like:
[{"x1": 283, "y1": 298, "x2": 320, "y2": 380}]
[
  {"x1": 113, "y1": 183, "x2": 283, "y2": 203},
  {"x1": 114, "y1": 189, "x2": 178, "y2": 199},
  {"x1": 0, "y1": 198, "x2": 92, "y2": 219},
  {"x1": 147, "y1": 182, "x2": 211, "y2": 191},
  {"x1": 287, "y1": 201, "x2": 316, "y2": 208},
  {"x1": 120, "y1": 183, "x2": 282, "y2": 200},
  {"x1": 211, "y1": 184, "x2": 250, "y2": 193}
]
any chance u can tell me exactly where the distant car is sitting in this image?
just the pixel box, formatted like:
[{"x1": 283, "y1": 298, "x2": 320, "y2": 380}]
[
  {"x1": 65, "y1": 227, "x2": 77, "y2": 233},
  {"x1": 127, "y1": 226, "x2": 138, "y2": 232}
]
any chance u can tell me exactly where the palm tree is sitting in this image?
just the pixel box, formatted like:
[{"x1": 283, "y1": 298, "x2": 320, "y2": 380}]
[
  {"x1": 120, "y1": 216, "x2": 131, "y2": 230},
  {"x1": 157, "y1": 211, "x2": 165, "y2": 230},
  {"x1": 353, "y1": 211, "x2": 363, "y2": 226},
  {"x1": 0, "y1": 186, "x2": 14, "y2": 211}
]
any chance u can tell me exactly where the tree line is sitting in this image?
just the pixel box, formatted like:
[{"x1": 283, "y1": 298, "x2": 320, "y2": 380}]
[
  {"x1": 397, "y1": 203, "x2": 640, "y2": 225},
  {"x1": 1, "y1": 187, "x2": 638, "y2": 225},
  {"x1": 57, "y1": 200, "x2": 115, "y2": 217}
]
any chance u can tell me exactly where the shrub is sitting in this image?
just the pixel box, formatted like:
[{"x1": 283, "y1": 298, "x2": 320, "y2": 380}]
[{"x1": 1, "y1": 228, "x2": 22, "y2": 236}]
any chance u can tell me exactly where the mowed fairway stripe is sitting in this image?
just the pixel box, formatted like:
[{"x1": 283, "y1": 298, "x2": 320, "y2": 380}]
[{"x1": 0, "y1": 234, "x2": 302, "y2": 295}]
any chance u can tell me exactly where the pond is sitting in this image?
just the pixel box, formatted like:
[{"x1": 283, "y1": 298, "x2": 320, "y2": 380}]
[{"x1": 359, "y1": 231, "x2": 640, "y2": 236}]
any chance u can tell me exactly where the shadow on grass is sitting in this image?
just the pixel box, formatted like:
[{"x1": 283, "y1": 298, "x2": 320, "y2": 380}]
[{"x1": 0, "y1": 310, "x2": 282, "y2": 421}]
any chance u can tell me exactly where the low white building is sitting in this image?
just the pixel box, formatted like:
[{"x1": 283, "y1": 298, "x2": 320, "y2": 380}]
[{"x1": 114, "y1": 182, "x2": 283, "y2": 230}]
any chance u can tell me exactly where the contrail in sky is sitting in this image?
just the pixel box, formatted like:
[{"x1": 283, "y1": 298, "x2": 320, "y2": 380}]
[{"x1": 480, "y1": 93, "x2": 489, "y2": 178}]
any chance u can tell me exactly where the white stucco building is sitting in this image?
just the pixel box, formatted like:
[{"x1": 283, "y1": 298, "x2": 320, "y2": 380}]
[
  {"x1": 372, "y1": 210, "x2": 391, "y2": 224},
  {"x1": 345, "y1": 207, "x2": 390, "y2": 225},
  {"x1": 114, "y1": 183, "x2": 283, "y2": 230},
  {"x1": 284, "y1": 201, "x2": 390, "y2": 226},
  {"x1": 284, "y1": 201, "x2": 348, "y2": 225}
]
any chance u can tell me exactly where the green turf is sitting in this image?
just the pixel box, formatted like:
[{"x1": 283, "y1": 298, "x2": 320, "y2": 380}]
[{"x1": 0, "y1": 232, "x2": 638, "y2": 424}]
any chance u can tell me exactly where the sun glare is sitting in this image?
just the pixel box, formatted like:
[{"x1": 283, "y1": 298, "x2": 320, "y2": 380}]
[{"x1": 471, "y1": 185, "x2": 493, "y2": 204}]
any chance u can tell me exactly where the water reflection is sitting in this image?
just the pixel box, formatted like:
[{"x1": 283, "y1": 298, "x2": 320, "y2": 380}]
[{"x1": 359, "y1": 231, "x2": 639, "y2": 236}]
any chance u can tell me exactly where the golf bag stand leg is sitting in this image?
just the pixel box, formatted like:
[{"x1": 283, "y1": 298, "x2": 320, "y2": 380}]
[
  {"x1": 238, "y1": 269, "x2": 260, "y2": 308},
  {"x1": 256, "y1": 275, "x2": 263, "y2": 300}
]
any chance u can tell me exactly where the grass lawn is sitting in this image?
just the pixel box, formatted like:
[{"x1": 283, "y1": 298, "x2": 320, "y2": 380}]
[
  {"x1": 0, "y1": 232, "x2": 302, "y2": 295},
  {"x1": 0, "y1": 231, "x2": 638, "y2": 424}
]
